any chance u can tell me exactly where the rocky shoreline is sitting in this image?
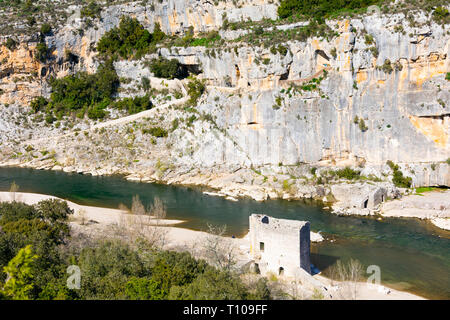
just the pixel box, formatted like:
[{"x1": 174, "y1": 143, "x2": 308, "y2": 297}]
[{"x1": 1, "y1": 161, "x2": 449, "y2": 231}]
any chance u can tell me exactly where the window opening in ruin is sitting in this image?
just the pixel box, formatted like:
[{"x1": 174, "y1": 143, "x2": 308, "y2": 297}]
[
  {"x1": 254, "y1": 263, "x2": 260, "y2": 274},
  {"x1": 279, "y1": 267, "x2": 284, "y2": 276},
  {"x1": 260, "y1": 242, "x2": 265, "y2": 252},
  {"x1": 363, "y1": 199, "x2": 368, "y2": 209}
]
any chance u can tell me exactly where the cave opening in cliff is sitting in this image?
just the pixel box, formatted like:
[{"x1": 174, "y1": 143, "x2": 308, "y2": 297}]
[
  {"x1": 315, "y1": 49, "x2": 330, "y2": 62},
  {"x1": 182, "y1": 64, "x2": 202, "y2": 77},
  {"x1": 280, "y1": 66, "x2": 290, "y2": 80}
]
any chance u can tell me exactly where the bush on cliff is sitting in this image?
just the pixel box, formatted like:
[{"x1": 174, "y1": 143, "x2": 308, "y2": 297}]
[
  {"x1": 149, "y1": 57, "x2": 185, "y2": 79},
  {"x1": 48, "y1": 60, "x2": 119, "y2": 117},
  {"x1": 112, "y1": 95, "x2": 153, "y2": 115},
  {"x1": 97, "y1": 16, "x2": 165, "y2": 60},
  {"x1": 278, "y1": 0, "x2": 381, "y2": 19},
  {"x1": 386, "y1": 160, "x2": 412, "y2": 188},
  {"x1": 28, "y1": 60, "x2": 118, "y2": 119},
  {"x1": 186, "y1": 77, "x2": 206, "y2": 107},
  {"x1": 35, "y1": 42, "x2": 49, "y2": 62},
  {"x1": 5, "y1": 38, "x2": 17, "y2": 50},
  {"x1": 335, "y1": 167, "x2": 361, "y2": 180}
]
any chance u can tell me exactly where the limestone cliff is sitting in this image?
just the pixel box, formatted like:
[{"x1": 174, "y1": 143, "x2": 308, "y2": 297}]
[{"x1": 0, "y1": 0, "x2": 449, "y2": 209}]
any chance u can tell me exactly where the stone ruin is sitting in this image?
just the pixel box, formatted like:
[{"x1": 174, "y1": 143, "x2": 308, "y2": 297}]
[{"x1": 249, "y1": 214, "x2": 311, "y2": 277}]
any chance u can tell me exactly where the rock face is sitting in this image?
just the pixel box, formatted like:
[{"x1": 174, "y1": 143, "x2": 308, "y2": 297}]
[{"x1": 0, "y1": 1, "x2": 449, "y2": 205}]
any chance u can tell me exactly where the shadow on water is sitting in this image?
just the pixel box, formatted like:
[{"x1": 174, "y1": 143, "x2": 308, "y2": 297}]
[
  {"x1": 0, "y1": 167, "x2": 449, "y2": 299},
  {"x1": 310, "y1": 252, "x2": 339, "y2": 271}
]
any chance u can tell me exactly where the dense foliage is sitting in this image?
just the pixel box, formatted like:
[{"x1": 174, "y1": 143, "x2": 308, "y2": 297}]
[
  {"x1": 29, "y1": 60, "x2": 120, "y2": 120},
  {"x1": 50, "y1": 60, "x2": 119, "y2": 118},
  {"x1": 0, "y1": 200, "x2": 270, "y2": 300},
  {"x1": 97, "y1": 16, "x2": 165, "y2": 60},
  {"x1": 278, "y1": 0, "x2": 382, "y2": 19},
  {"x1": 0, "y1": 200, "x2": 75, "y2": 299}
]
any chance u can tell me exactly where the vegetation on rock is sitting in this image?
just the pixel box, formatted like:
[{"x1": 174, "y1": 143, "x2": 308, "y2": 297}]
[
  {"x1": 97, "y1": 16, "x2": 165, "y2": 60},
  {"x1": 278, "y1": 0, "x2": 381, "y2": 20},
  {"x1": 149, "y1": 57, "x2": 185, "y2": 79},
  {"x1": 387, "y1": 160, "x2": 412, "y2": 188}
]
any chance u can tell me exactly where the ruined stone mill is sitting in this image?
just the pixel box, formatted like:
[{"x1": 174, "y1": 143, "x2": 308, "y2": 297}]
[{"x1": 249, "y1": 214, "x2": 311, "y2": 277}]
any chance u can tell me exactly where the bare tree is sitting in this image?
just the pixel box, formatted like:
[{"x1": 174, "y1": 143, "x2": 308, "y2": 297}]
[
  {"x1": 347, "y1": 259, "x2": 363, "y2": 299},
  {"x1": 117, "y1": 195, "x2": 168, "y2": 249},
  {"x1": 148, "y1": 197, "x2": 166, "y2": 219},
  {"x1": 131, "y1": 195, "x2": 146, "y2": 216},
  {"x1": 9, "y1": 181, "x2": 19, "y2": 202},
  {"x1": 78, "y1": 208, "x2": 87, "y2": 225},
  {"x1": 329, "y1": 259, "x2": 363, "y2": 300},
  {"x1": 201, "y1": 224, "x2": 236, "y2": 271}
]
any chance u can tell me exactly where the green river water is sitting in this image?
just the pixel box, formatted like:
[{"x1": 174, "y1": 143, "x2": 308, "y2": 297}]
[{"x1": 0, "y1": 167, "x2": 448, "y2": 299}]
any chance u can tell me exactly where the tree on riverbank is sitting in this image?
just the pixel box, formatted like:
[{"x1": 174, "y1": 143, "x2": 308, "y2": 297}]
[{"x1": 0, "y1": 199, "x2": 271, "y2": 300}]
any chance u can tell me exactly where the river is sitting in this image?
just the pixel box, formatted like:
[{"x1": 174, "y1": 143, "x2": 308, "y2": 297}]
[{"x1": 0, "y1": 167, "x2": 448, "y2": 299}]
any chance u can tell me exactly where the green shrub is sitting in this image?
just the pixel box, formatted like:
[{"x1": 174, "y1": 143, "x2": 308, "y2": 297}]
[
  {"x1": 433, "y1": 6, "x2": 449, "y2": 24},
  {"x1": 142, "y1": 127, "x2": 168, "y2": 137},
  {"x1": 364, "y1": 34, "x2": 374, "y2": 45},
  {"x1": 0, "y1": 195, "x2": 269, "y2": 300},
  {"x1": 168, "y1": 268, "x2": 249, "y2": 300},
  {"x1": 386, "y1": 160, "x2": 412, "y2": 188},
  {"x1": 186, "y1": 77, "x2": 206, "y2": 106},
  {"x1": 5, "y1": 38, "x2": 17, "y2": 50},
  {"x1": 40, "y1": 23, "x2": 52, "y2": 36},
  {"x1": 30, "y1": 96, "x2": 48, "y2": 113},
  {"x1": 270, "y1": 44, "x2": 288, "y2": 56},
  {"x1": 97, "y1": 17, "x2": 164, "y2": 60},
  {"x1": 330, "y1": 47, "x2": 337, "y2": 59},
  {"x1": 369, "y1": 46, "x2": 379, "y2": 58},
  {"x1": 35, "y1": 42, "x2": 49, "y2": 62},
  {"x1": 113, "y1": 95, "x2": 152, "y2": 115},
  {"x1": 42, "y1": 60, "x2": 119, "y2": 119},
  {"x1": 80, "y1": 1, "x2": 102, "y2": 19},
  {"x1": 358, "y1": 118, "x2": 368, "y2": 132},
  {"x1": 335, "y1": 167, "x2": 361, "y2": 180},
  {"x1": 45, "y1": 113, "x2": 55, "y2": 124},
  {"x1": 380, "y1": 59, "x2": 393, "y2": 74},
  {"x1": 392, "y1": 170, "x2": 412, "y2": 188},
  {"x1": 141, "y1": 77, "x2": 150, "y2": 91},
  {"x1": 189, "y1": 31, "x2": 221, "y2": 47},
  {"x1": 278, "y1": 0, "x2": 380, "y2": 19},
  {"x1": 171, "y1": 118, "x2": 179, "y2": 131},
  {"x1": 446, "y1": 72, "x2": 450, "y2": 81}
]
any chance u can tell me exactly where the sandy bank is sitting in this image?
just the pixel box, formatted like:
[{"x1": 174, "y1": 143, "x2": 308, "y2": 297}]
[
  {"x1": 314, "y1": 275, "x2": 425, "y2": 300},
  {"x1": 0, "y1": 191, "x2": 185, "y2": 227},
  {"x1": 381, "y1": 190, "x2": 450, "y2": 231}
]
